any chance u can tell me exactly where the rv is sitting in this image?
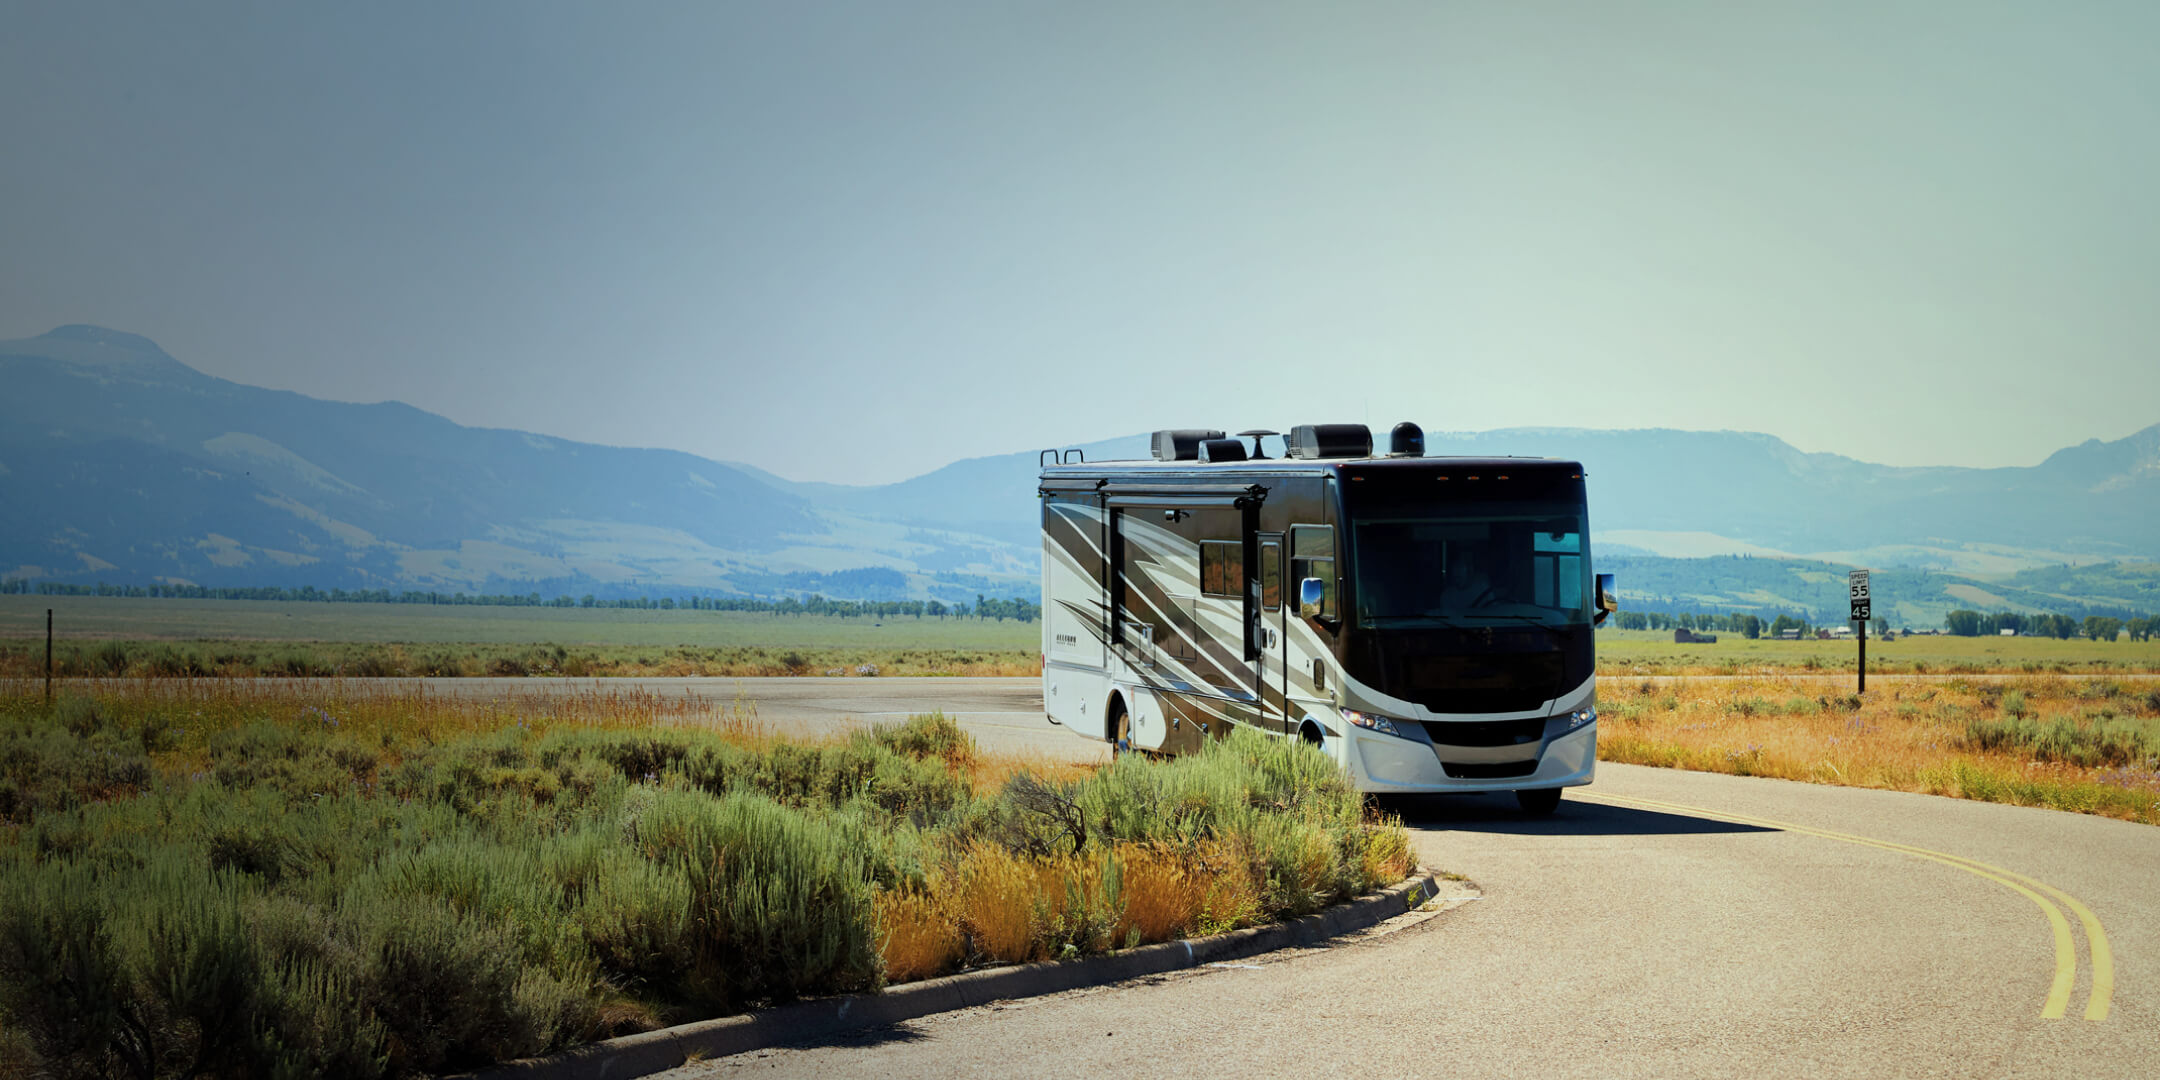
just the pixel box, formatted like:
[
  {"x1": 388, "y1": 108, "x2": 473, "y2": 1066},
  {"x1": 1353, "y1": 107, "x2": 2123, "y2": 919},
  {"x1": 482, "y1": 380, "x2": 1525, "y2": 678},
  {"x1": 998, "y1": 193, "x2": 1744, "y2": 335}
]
[{"x1": 1038, "y1": 423, "x2": 1616, "y2": 815}]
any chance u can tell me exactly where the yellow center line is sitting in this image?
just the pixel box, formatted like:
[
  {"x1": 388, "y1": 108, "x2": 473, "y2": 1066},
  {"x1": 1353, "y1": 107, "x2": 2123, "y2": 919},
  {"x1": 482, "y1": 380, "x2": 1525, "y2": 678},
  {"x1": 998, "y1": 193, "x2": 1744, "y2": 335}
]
[
  {"x1": 1580, "y1": 791, "x2": 2111, "y2": 1022},
  {"x1": 1610, "y1": 795, "x2": 2114, "y2": 1024}
]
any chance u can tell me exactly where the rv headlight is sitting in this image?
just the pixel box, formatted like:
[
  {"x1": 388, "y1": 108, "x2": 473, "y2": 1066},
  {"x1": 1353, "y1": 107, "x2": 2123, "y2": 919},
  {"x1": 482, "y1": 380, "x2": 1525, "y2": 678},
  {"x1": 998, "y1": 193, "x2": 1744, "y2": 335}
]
[
  {"x1": 1340, "y1": 708, "x2": 1405, "y2": 738},
  {"x1": 1559, "y1": 706, "x2": 1597, "y2": 733}
]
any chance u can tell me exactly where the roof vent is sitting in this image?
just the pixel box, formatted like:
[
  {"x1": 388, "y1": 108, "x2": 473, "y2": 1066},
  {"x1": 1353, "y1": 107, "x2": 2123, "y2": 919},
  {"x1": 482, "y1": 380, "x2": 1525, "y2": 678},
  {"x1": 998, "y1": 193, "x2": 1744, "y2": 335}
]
[
  {"x1": 1389, "y1": 421, "x2": 1425, "y2": 457},
  {"x1": 1151, "y1": 429, "x2": 1227, "y2": 461},
  {"x1": 1285, "y1": 424, "x2": 1372, "y2": 460},
  {"x1": 1200, "y1": 438, "x2": 1247, "y2": 463}
]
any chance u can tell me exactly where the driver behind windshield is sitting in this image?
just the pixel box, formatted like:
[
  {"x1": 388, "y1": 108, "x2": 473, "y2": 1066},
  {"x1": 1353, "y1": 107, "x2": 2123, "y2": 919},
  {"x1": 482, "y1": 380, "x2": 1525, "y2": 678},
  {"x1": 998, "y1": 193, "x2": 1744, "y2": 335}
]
[{"x1": 1439, "y1": 543, "x2": 1495, "y2": 611}]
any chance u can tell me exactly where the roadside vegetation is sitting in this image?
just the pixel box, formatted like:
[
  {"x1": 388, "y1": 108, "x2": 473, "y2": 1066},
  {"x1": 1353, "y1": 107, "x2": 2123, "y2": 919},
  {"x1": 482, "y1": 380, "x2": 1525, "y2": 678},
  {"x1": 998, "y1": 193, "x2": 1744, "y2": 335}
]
[
  {"x1": 0, "y1": 639, "x2": 1036, "y2": 679},
  {"x1": 1597, "y1": 674, "x2": 2160, "y2": 824},
  {"x1": 0, "y1": 683, "x2": 1413, "y2": 1079},
  {"x1": 0, "y1": 596, "x2": 1042, "y2": 650},
  {"x1": 1593, "y1": 628, "x2": 2160, "y2": 675},
  {"x1": 11, "y1": 631, "x2": 2160, "y2": 682},
  {"x1": 9, "y1": 598, "x2": 2158, "y2": 680}
]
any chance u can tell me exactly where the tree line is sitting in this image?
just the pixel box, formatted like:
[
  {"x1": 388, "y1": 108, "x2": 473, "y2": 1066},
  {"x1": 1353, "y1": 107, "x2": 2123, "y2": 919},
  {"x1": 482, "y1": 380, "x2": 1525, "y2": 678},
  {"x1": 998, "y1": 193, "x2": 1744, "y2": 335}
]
[
  {"x1": 1943, "y1": 609, "x2": 2155, "y2": 641},
  {"x1": 0, "y1": 580, "x2": 1041, "y2": 623},
  {"x1": 1607, "y1": 610, "x2": 1823, "y2": 639}
]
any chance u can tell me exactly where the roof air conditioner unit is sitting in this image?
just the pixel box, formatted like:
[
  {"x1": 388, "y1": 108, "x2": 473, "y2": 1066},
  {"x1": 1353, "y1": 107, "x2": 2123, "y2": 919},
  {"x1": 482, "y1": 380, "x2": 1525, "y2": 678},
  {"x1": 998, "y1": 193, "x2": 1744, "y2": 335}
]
[
  {"x1": 1151, "y1": 429, "x2": 1228, "y2": 461},
  {"x1": 1284, "y1": 424, "x2": 1372, "y2": 460}
]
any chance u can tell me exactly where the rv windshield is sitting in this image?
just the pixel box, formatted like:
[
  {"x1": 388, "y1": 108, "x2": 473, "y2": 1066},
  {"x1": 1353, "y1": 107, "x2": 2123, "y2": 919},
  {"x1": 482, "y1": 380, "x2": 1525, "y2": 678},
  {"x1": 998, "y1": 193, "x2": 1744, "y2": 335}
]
[{"x1": 1351, "y1": 504, "x2": 1590, "y2": 628}]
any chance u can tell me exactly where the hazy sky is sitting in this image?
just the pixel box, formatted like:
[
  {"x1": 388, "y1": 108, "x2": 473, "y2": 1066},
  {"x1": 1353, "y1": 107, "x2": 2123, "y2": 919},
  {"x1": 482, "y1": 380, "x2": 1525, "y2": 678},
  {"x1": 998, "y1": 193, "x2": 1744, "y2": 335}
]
[{"x1": 5, "y1": 2, "x2": 2157, "y2": 484}]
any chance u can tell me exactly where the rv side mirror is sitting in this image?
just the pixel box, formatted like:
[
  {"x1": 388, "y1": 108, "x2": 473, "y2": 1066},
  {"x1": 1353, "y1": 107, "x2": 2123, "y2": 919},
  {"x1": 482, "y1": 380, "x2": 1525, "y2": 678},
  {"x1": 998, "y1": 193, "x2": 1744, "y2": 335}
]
[
  {"x1": 1298, "y1": 577, "x2": 1326, "y2": 619},
  {"x1": 1595, "y1": 573, "x2": 1618, "y2": 625}
]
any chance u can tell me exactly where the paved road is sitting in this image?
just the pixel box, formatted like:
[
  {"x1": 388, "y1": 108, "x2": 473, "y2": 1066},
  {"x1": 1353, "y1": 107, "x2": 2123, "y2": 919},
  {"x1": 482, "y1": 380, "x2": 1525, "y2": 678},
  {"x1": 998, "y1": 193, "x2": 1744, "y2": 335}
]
[
  {"x1": 558, "y1": 677, "x2": 2152, "y2": 1080},
  {"x1": 317, "y1": 675, "x2": 1099, "y2": 759}
]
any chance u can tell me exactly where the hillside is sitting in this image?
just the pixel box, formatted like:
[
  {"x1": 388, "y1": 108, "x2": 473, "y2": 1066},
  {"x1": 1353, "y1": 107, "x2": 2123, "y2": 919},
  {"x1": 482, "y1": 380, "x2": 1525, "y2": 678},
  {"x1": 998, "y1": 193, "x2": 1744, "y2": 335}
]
[
  {"x1": 846, "y1": 425, "x2": 2160, "y2": 573},
  {"x1": 3, "y1": 325, "x2": 2156, "y2": 622},
  {"x1": 1598, "y1": 555, "x2": 2160, "y2": 627},
  {"x1": 0, "y1": 326, "x2": 1031, "y2": 601}
]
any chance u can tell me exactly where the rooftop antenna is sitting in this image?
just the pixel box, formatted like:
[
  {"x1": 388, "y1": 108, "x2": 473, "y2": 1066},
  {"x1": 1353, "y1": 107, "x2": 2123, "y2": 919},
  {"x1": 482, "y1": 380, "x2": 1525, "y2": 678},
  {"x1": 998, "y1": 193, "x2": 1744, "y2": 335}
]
[{"x1": 1237, "y1": 429, "x2": 1278, "y2": 459}]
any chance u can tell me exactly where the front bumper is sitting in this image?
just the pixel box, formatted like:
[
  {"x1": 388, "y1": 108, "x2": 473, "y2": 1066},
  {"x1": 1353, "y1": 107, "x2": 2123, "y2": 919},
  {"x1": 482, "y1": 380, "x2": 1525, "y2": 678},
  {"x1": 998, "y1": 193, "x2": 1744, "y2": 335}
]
[{"x1": 1340, "y1": 720, "x2": 1597, "y2": 794}]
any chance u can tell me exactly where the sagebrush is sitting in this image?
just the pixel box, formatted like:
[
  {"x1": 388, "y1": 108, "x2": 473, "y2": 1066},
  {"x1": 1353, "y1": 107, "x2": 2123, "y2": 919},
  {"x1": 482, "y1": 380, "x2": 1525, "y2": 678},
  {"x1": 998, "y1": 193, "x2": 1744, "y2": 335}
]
[{"x1": 0, "y1": 687, "x2": 1414, "y2": 1078}]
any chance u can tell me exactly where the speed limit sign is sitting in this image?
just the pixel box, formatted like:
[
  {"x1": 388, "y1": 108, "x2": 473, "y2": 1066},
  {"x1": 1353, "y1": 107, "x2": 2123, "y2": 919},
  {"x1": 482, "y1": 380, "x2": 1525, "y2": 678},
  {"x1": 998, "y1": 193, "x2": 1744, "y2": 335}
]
[{"x1": 1849, "y1": 569, "x2": 1871, "y2": 622}]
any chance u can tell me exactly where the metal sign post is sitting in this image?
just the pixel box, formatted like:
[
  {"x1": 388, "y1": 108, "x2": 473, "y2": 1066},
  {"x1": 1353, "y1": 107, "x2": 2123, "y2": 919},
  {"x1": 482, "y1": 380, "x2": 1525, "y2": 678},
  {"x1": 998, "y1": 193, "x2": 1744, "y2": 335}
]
[
  {"x1": 1849, "y1": 570, "x2": 1871, "y2": 694},
  {"x1": 45, "y1": 608, "x2": 54, "y2": 706}
]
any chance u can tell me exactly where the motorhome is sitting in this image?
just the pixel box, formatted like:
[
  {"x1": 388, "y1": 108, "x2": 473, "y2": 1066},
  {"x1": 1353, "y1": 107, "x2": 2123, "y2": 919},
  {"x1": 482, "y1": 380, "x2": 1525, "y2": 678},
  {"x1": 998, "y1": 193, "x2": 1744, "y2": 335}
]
[{"x1": 1038, "y1": 423, "x2": 1616, "y2": 814}]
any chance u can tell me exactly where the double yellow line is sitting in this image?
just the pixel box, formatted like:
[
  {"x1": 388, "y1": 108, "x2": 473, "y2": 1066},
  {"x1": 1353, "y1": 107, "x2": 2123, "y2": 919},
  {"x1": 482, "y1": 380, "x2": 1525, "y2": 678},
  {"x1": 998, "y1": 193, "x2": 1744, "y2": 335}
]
[{"x1": 1581, "y1": 791, "x2": 2114, "y2": 1022}]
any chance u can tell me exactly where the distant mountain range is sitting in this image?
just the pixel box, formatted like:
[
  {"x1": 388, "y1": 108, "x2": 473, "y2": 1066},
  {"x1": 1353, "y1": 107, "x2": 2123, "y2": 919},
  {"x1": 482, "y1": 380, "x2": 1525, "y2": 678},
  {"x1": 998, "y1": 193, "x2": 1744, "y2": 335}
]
[
  {"x1": 0, "y1": 326, "x2": 1024, "y2": 603},
  {"x1": 3, "y1": 326, "x2": 2156, "y2": 623}
]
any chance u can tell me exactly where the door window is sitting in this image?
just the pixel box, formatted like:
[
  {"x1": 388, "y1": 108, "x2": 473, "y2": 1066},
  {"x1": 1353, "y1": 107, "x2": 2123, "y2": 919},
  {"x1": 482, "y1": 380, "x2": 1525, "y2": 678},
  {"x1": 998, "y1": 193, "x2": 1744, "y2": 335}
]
[{"x1": 1291, "y1": 525, "x2": 1337, "y2": 620}]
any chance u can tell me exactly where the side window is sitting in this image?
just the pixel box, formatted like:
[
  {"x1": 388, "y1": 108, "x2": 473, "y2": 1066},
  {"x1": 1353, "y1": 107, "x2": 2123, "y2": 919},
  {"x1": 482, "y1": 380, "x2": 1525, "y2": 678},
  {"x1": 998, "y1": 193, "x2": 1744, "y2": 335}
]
[
  {"x1": 1291, "y1": 525, "x2": 1337, "y2": 620},
  {"x1": 1532, "y1": 529, "x2": 1585, "y2": 612},
  {"x1": 1199, "y1": 541, "x2": 1244, "y2": 598},
  {"x1": 1261, "y1": 540, "x2": 1282, "y2": 611}
]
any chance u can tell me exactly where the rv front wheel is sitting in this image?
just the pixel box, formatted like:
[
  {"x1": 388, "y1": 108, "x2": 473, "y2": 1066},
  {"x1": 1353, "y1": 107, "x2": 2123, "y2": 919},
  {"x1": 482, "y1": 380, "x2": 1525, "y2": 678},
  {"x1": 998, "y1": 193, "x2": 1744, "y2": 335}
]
[
  {"x1": 1514, "y1": 788, "x2": 1562, "y2": 815},
  {"x1": 1108, "y1": 698, "x2": 1132, "y2": 757}
]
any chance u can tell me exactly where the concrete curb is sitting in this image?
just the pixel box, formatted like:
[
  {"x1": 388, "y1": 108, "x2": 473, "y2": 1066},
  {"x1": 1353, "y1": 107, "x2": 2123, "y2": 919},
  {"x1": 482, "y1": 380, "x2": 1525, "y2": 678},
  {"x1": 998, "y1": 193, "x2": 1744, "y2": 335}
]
[{"x1": 457, "y1": 869, "x2": 1447, "y2": 1080}]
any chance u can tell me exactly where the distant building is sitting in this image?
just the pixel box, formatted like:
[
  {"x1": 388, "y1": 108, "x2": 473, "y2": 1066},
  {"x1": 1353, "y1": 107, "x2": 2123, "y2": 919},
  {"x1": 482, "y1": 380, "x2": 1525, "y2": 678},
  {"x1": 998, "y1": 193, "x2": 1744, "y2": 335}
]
[
  {"x1": 1675, "y1": 628, "x2": 1718, "y2": 644},
  {"x1": 1779, "y1": 629, "x2": 1802, "y2": 640},
  {"x1": 2000, "y1": 628, "x2": 2018, "y2": 636}
]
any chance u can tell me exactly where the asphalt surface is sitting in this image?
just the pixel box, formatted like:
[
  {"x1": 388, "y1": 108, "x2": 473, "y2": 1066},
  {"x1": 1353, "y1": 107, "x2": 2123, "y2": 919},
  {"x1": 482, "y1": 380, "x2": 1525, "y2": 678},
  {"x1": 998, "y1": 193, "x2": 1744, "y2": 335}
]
[
  {"x1": 354, "y1": 675, "x2": 1089, "y2": 759},
  {"x1": 528, "y1": 676, "x2": 2158, "y2": 1080}
]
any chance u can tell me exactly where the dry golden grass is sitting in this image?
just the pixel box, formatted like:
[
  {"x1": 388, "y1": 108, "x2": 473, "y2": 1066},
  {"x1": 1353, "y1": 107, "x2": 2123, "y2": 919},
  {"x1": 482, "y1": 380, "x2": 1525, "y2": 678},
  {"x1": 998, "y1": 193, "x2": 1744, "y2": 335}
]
[
  {"x1": 1596, "y1": 628, "x2": 2160, "y2": 676},
  {"x1": 951, "y1": 843, "x2": 1053, "y2": 964},
  {"x1": 968, "y1": 749, "x2": 1098, "y2": 796},
  {"x1": 877, "y1": 832, "x2": 1362, "y2": 983},
  {"x1": 1597, "y1": 674, "x2": 2160, "y2": 823},
  {"x1": 0, "y1": 677, "x2": 770, "y2": 778},
  {"x1": 875, "y1": 887, "x2": 966, "y2": 983},
  {"x1": 1114, "y1": 843, "x2": 1213, "y2": 944},
  {"x1": 1358, "y1": 817, "x2": 1417, "y2": 884},
  {"x1": 1197, "y1": 860, "x2": 1264, "y2": 935}
]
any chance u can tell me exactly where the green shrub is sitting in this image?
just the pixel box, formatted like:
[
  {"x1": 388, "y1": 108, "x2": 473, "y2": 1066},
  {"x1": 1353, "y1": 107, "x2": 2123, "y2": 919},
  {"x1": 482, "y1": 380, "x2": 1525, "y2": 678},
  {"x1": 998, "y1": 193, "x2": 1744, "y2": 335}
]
[
  {"x1": 570, "y1": 850, "x2": 692, "y2": 992},
  {"x1": 0, "y1": 705, "x2": 154, "y2": 824},
  {"x1": 869, "y1": 712, "x2": 975, "y2": 766},
  {"x1": 632, "y1": 789, "x2": 878, "y2": 1010},
  {"x1": 349, "y1": 893, "x2": 582, "y2": 1073},
  {"x1": 0, "y1": 860, "x2": 145, "y2": 1079},
  {"x1": 1962, "y1": 712, "x2": 2160, "y2": 768},
  {"x1": 348, "y1": 653, "x2": 403, "y2": 678},
  {"x1": 94, "y1": 641, "x2": 132, "y2": 677}
]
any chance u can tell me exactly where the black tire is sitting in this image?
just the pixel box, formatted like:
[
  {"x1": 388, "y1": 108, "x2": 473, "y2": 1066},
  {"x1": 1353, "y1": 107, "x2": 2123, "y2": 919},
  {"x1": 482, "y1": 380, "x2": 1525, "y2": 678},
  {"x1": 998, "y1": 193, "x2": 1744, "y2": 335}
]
[
  {"x1": 1299, "y1": 722, "x2": 1324, "y2": 748},
  {"x1": 1515, "y1": 787, "x2": 1563, "y2": 815}
]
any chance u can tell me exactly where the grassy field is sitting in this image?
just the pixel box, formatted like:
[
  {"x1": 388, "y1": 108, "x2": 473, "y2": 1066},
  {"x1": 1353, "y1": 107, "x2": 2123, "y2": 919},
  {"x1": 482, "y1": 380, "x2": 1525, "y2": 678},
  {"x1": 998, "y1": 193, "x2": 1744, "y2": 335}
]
[
  {"x1": 0, "y1": 597, "x2": 1041, "y2": 679},
  {"x1": 9, "y1": 597, "x2": 2159, "y2": 679},
  {"x1": 0, "y1": 596, "x2": 1041, "y2": 649},
  {"x1": 1597, "y1": 673, "x2": 2160, "y2": 824},
  {"x1": 1592, "y1": 628, "x2": 2160, "y2": 675},
  {"x1": 0, "y1": 681, "x2": 1412, "y2": 1079}
]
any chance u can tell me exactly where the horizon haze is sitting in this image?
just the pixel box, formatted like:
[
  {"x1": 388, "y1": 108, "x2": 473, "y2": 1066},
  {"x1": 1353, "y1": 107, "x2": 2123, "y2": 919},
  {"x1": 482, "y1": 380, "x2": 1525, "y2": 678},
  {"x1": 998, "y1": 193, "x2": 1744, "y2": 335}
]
[{"x1": 6, "y1": 2, "x2": 2160, "y2": 483}]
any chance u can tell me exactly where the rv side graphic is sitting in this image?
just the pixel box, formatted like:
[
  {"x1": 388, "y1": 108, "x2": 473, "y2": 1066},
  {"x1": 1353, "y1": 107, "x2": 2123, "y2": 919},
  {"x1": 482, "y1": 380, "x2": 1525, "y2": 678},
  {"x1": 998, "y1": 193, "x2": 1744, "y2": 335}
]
[{"x1": 1039, "y1": 423, "x2": 1617, "y2": 814}]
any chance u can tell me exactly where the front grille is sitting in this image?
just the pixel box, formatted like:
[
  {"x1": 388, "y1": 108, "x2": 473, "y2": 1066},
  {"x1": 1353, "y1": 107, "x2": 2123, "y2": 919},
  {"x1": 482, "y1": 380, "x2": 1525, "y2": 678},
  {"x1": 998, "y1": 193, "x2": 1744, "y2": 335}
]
[
  {"x1": 1440, "y1": 759, "x2": 1539, "y2": 779},
  {"x1": 1396, "y1": 651, "x2": 1569, "y2": 713},
  {"x1": 1422, "y1": 716, "x2": 1545, "y2": 748}
]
